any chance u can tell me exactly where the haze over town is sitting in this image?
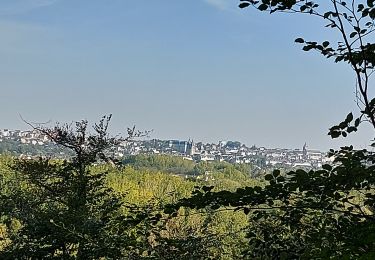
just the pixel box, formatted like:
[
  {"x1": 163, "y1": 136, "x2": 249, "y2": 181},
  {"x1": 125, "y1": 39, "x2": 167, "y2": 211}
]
[{"x1": 0, "y1": 128, "x2": 331, "y2": 170}]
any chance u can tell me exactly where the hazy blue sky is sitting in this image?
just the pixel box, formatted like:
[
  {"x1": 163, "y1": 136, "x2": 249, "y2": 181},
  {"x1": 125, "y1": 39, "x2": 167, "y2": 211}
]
[{"x1": 0, "y1": 0, "x2": 372, "y2": 150}]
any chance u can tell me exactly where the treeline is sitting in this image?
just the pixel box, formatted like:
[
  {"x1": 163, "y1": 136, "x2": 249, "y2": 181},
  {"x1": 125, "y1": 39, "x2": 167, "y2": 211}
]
[
  {"x1": 0, "y1": 139, "x2": 72, "y2": 157},
  {"x1": 124, "y1": 154, "x2": 256, "y2": 176}
]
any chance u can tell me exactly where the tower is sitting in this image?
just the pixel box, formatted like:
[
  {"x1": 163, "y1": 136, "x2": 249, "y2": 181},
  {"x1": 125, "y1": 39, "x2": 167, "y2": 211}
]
[
  {"x1": 303, "y1": 142, "x2": 308, "y2": 159},
  {"x1": 186, "y1": 139, "x2": 195, "y2": 155}
]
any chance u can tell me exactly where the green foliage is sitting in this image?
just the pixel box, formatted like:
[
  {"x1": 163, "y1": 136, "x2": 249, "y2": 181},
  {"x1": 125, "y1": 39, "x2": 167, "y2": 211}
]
[
  {"x1": 0, "y1": 139, "x2": 72, "y2": 157},
  {"x1": 106, "y1": 157, "x2": 259, "y2": 259},
  {"x1": 0, "y1": 116, "x2": 145, "y2": 259},
  {"x1": 0, "y1": 149, "x2": 259, "y2": 259},
  {"x1": 168, "y1": 147, "x2": 375, "y2": 257},
  {"x1": 123, "y1": 154, "x2": 197, "y2": 176},
  {"x1": 107, "y1": 165, "x2": 197, "y2": 205}
]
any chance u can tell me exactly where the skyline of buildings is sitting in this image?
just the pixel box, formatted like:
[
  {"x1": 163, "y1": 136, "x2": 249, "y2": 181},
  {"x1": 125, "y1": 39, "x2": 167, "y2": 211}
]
[{"x1": 0, "y1": 128, "x2": 332, "y2": 169}]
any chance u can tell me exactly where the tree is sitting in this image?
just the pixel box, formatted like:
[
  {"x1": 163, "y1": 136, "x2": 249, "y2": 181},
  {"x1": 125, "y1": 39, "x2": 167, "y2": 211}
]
[
  {"x1": 1, "y1": 116, "x2": 146, "y2": 259},
  {"x1": 165, "y1": 1, "x2": 375, "y2": 258}
]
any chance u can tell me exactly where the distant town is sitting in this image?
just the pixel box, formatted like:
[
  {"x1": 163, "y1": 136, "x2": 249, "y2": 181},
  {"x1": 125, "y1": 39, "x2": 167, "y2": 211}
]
[{"x1": 0, "y1": 128, "x2": 333, "y2": 169}]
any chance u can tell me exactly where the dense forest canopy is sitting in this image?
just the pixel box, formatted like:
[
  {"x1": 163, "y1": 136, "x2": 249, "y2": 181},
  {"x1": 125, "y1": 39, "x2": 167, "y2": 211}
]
[{"x1": 0, "y1": 152, "x2": 261, "y2": 258}]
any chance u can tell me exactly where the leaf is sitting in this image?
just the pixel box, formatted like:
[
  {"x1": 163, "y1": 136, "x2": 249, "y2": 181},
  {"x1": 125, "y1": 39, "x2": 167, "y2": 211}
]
[
  {"x1": 324, "y1": 12, "x2": 332, "y2": 18},
  {"x1": 295, "y1": 38, "x2": 305, "y2": 43},
  {"x1": 322, "y1": 41, "x2": 329, "y2": 47},
  {"x1": 258, "y1": 4, "x2": 268, "y2": 11},
  {"x1": 339, "y1": 121, "x2": 348, "y2": 129},
  {"x1": 273, "y1": 170, "x2": 280, "y2": 177},
  {"x1": 239, "y1": 2, "x2": 251, "y2": 8},
  {"x1": 335, "y1": 56, "x2": 344, "y2": 62},
  {"x1": 264, "y1": 175, "x2": 272, "y2": 183},
  {"x1": 370, "y1": 9, "x2": 375, "y2": 19},
  {"x1": 329, "y1": 130, "x2": 341, "y2": 138},
  {"x1": 322, "y1": 164, "x2": 332, "y2": 171},
  {"x1": 350, "y1": 32, "x2": 357, "y2": 38},
  {"x1": 345, "y1": 112, "x2": 353, "y2": 123},
  {"x1": 347, "y1": 126, "x2": 357, "y2": 133},
  {"x1": 302, "y1": 45, "x2": 313, "y2": 51}
]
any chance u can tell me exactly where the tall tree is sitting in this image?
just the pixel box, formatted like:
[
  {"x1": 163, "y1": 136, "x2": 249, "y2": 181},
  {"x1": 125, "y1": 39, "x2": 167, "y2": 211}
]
[{"x1": 1, "y1": 116, "x2": 145, "y2": 259}]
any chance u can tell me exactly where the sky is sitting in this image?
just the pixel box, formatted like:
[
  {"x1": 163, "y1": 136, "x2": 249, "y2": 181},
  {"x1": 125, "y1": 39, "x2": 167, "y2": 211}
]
[{"x1": 0, "y1": 0, "x2": 373, "y2": 151}]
